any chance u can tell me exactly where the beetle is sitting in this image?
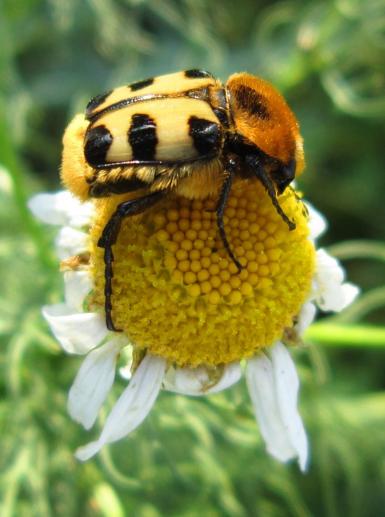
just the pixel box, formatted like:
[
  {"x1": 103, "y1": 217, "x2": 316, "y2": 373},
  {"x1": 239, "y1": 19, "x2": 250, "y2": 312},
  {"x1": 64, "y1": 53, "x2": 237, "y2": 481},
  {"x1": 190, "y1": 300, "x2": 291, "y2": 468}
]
[{"x1": 79, "y1": 69, "x2": 305, "y2": 331}]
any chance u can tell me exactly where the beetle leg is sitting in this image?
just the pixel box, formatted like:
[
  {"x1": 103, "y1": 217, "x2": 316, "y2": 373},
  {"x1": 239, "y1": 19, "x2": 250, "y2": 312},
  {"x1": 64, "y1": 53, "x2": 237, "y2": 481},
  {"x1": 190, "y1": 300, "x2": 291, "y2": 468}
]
[
  {"x1": 246, "y1": 155, "x2": 296, "y2": 231},
  {"x1": 216, "y1": 157, "x2": 243, "y2": 272},
  {"x1": 98, "y1": 190, "x2": 166, "y2": 331}
]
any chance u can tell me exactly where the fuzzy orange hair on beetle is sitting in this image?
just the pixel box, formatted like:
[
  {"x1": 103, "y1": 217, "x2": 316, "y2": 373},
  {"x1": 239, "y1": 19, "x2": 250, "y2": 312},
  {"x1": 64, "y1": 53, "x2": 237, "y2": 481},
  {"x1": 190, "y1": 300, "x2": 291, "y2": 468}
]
[{"x1": 61, "y1": 69, "x2": 304, "y2": 331}]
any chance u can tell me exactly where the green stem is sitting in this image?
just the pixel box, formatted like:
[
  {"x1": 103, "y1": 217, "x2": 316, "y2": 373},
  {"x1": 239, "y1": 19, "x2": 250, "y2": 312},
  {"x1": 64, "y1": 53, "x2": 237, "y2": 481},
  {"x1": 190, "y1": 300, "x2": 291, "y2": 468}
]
[
  {"x1": 327, "y1": 240, "x2": 385, "y2": 262},
  {"x1": 305, "y1": 323, "x2": 385, "y2": 348}
]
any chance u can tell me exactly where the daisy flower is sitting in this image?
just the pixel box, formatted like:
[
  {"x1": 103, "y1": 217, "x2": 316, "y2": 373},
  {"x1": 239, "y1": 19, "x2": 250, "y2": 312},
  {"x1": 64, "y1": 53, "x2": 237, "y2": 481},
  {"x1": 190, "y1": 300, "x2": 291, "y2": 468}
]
[{"x1": 29, "y1": 115, "x2": 358, "y2": 470}]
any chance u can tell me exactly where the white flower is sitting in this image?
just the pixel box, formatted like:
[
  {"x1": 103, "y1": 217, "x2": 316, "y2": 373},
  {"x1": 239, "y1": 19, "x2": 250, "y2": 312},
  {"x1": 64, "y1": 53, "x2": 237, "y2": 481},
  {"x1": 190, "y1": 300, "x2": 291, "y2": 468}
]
[
  {"x1": 28, "y1": 191, "x2": 94, "y2": 257},
  {"x1": 41, "y1": 305, "x2": 107, "y2": 355},
  {"x1": 68, "y1": 337, "x2": 123, "y2": 430},
  {"x1": 295, "y1": 301, "x2": 317, "y2": 336},
  {"x1": 312, "y1": 249, "x2": 359, "y2": 312},
  {"x1": 246, "y1": 342, "x2": 308, "y2": 471},
  {"x1": 31, "y1": 192, "x2": 358, "y2": 470},
  {"x1": 28, "y1": 191, "x2": 94, "y2": 228},
  {"x1": 75, "y1": 354, "x2": 167, "y2": 461},
  {"x1": 163, "y1": 362, "x2": 242, "y2": 395},
  {"x1": 55, "y1": 227, "x2": 89, "y2": 260},
  {"x1": 305, "y1": 202, "x2": 327, "y2": 241}
]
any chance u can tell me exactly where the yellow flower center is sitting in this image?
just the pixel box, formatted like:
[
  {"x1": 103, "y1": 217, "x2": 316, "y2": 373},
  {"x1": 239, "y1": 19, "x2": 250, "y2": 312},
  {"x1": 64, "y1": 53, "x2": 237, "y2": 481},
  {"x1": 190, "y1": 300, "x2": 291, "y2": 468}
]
[{"x1": 89, "y1": 181, "x2": 315, "y2": 367}]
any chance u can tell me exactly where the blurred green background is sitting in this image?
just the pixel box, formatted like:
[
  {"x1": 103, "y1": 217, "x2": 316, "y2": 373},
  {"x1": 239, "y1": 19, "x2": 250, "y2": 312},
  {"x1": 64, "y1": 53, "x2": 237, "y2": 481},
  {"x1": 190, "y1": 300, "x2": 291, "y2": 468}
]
[{"x1": 1, "y1": 0, "x2": 385, "y2": 515}]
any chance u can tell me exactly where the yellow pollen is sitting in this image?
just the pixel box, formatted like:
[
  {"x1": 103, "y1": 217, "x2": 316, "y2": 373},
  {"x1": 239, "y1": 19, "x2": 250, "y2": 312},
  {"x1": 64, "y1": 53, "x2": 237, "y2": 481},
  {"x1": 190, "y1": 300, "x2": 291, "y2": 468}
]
[{"x1": 89, "y1": 180, "x2": 315, "y2": 367}]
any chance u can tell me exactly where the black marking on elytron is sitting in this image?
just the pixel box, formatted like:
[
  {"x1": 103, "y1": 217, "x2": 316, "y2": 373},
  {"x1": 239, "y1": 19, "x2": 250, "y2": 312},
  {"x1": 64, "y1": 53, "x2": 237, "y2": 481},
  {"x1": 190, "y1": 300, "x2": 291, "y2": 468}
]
[
  {"x1": 84, "y1": 125, "x2": 113, "y2": 167},
  {"x1": 128, "y1": 114, "x2": 158, "y2": 161},
  {"x1": 234, "y1": 85, "x2": 270, "y2": 120},
  {"x1": 89, "y1": 176, "x2": 150, "y2": 197},
  {"x1": 86, "y1": 90, "x2": 113, "y2": 118},
  {"x1": 129, "y1": 77, "x2": 154, "y2": 92},
  {"x1": 184, "y1": 69, "x2": 213, "y2": 79},
  {"x1": 188, "y1": 116, "x2": 221, "y2": 155}
]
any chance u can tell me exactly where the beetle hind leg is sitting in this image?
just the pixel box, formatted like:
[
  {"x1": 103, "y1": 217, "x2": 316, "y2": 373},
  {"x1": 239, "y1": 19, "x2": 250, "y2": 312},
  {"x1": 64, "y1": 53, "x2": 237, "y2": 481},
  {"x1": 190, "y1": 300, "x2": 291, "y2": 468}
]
[
  {"x1": 98, "y1": 190, "x2": 166, "y2": 332},
  {"x1": 103, "y1": 246, "x2": 118, "y2": 332}
]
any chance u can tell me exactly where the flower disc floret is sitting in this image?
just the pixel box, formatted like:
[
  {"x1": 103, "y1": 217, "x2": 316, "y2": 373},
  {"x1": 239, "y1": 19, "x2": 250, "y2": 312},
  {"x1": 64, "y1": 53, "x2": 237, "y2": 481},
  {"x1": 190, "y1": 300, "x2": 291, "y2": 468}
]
[{"x1": 90, "y1": 182, "x2": 315, "y2": 367}]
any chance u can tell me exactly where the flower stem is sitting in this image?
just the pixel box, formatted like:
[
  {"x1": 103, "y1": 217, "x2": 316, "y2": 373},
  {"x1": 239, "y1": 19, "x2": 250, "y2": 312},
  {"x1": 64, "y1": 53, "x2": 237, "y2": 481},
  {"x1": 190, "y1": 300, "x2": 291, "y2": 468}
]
[
  {"x1": 327, "y1": 240, "x2": 385, "y2": 262},
  {"x1": 305, "y1": 323, "x2": 385, "y2": 348}
]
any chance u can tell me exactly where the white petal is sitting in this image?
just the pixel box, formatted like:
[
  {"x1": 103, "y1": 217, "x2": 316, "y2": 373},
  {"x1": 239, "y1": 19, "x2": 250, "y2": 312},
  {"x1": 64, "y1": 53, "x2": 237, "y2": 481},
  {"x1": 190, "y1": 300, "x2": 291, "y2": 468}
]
[
  {"x1": 28, "y1": 191, "x2": 92, "y2": 227},
  {"x1": 316, "y1": 249, "x2": 344, "y2": 284},
  {"x1": 340, "y1": 283, "x2": 360, "y2": 309},
  {"x1": 305, "y1": 202, "x2": 327, "y2": 240},
  {"x1": 313, "y1": 249, "x2": 359, "y2": 312},
  {"x1": 246, "y1": 343, "x2": 308, "y2": 471},
  {"x1": 64, "y1": 271, "x2": 93, "y2": 311},
  {"x1": 315, "y1": 284, "x2": 344, "y2": 311},
  {"x1": 295, "y1": 301, "x2": 317, "y2": 335},
  {"x1": 315, "y1": 280, "x2": 359, "y2": 312},
  {"x1": 28, "y1": 192, "x2": 70, "y2": 225},
  {"x1": 67, "y1": 201, "x2": 95, "y2": 228},
  {"x1": 269, "y1": 342, "x2": 308, "y2": 471},
  {"x1": 206, "y1": 363, "x2": 242, "y2": 394},
  {"x1": 246, "y1": 354, "x2": 298, "y2": 464},
  {"x1": 163, "y1": 362, "x2": 241, "y2": 396},
  {"x1": 75, "y1": 354, "x2": 166, "y2": 461},
  {"x1": 55, "y1": 226, "x2": 89, "y2": 259},
  {"x1": 42, "y1": 304, "x2": 108, "y2": 354},
  {"x1": 68, "y1": 338, "x2": 122, "y2": 430}
]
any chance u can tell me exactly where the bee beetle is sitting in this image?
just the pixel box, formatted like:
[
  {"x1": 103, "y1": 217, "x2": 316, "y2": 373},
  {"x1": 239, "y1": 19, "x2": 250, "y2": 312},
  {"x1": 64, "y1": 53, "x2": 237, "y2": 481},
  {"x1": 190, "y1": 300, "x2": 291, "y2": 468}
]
[{"x1": 79, "y1": 69, "x2": 304, "y2": 331}]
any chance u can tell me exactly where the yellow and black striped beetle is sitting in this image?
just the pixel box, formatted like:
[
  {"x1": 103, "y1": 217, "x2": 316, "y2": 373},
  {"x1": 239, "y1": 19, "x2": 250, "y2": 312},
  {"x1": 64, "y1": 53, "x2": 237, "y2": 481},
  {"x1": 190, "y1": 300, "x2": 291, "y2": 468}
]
[{"x1": 77, "y1": 69, "x2": 305, "y2": 331}]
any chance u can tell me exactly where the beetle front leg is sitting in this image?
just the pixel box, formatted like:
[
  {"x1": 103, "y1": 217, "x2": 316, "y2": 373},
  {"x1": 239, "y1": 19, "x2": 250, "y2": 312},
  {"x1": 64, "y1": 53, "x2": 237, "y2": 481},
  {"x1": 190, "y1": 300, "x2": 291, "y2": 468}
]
[
  {"x1": 216, "y1": 157, "x2": 243, "y2": 272},
  {"x1": 245, "y1": 154, "x2": 296, "y2": 231}
]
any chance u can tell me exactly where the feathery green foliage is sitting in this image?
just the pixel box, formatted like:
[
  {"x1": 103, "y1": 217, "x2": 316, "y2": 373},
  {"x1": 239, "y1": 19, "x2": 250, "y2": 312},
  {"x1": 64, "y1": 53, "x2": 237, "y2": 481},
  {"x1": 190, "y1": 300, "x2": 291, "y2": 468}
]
[{"x1": 1, "y1": 0, "x2": 385, "y2": 515}]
